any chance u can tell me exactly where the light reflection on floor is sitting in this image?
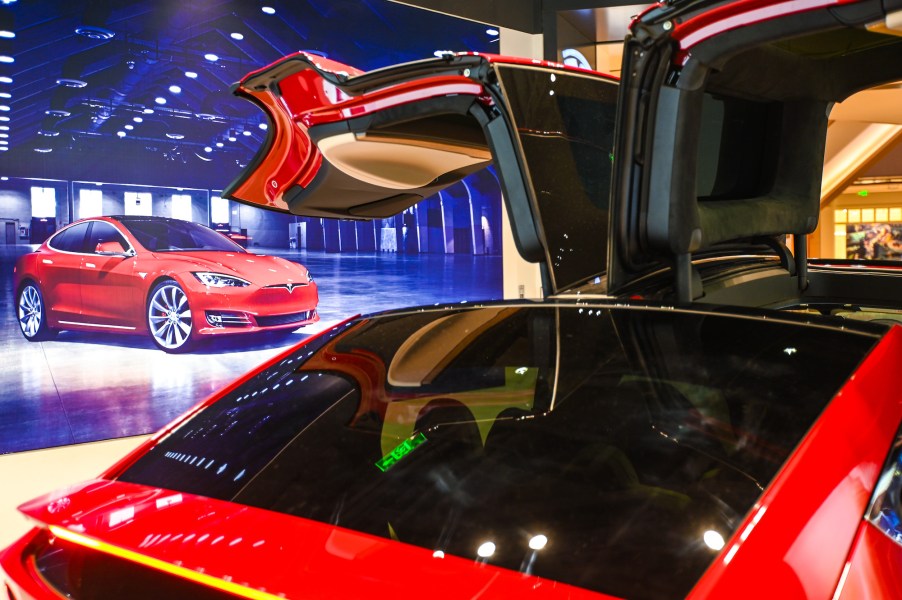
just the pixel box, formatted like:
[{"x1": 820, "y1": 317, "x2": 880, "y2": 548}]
[{"x1": 1, "y1": 245, "x2": 502, "y2": 453}]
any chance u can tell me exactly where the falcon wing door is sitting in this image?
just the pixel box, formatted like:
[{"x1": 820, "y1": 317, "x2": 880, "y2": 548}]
[{"x1": 223, "y1": 52, "x2": 619, "y2": 295}]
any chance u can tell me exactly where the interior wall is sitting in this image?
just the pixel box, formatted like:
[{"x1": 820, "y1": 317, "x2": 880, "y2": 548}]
[{"x1": 500, "y1": 27, "x2": 544, "y2": 299}]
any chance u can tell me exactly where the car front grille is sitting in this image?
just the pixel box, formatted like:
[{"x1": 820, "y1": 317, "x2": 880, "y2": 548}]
[{"x1": 256, "y1": 310, "x2": 316, "y2": 327}]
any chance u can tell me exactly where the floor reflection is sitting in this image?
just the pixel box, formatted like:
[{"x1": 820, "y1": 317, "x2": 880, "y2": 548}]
[{"x1": 1, "y1": 245, "x2": 502, "y2": 453}]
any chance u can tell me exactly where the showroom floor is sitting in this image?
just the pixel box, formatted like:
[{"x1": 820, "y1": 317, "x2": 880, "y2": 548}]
[{"x1": 1, "y1": 245, "x2": 502, "y2": 454}]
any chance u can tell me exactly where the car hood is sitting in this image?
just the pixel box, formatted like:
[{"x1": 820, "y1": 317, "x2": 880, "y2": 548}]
[
  {"x1": 17, "y1": 479, "x2": 610, "y2": 600},
  {"x1": 153, "y1": 251, "x2": 310, "y2": 286}
]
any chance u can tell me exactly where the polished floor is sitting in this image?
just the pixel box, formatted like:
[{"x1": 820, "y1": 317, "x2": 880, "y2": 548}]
[{"x1": 1, "y1": 245, "x2": 502, "y2": 453}]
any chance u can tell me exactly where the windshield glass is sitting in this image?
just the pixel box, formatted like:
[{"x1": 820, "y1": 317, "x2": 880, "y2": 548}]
[
  {"x1": 496, "y1": 65, "x2": 617, "y2": 292},
  {"x1": 118, "y1": 217, "x2": 245, "y2": 252},
  {"x1": 119, "y1": 305, "x2": 877, "y2": 599}
]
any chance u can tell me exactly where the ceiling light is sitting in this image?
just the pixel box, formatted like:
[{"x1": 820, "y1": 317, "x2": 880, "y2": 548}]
[
  {"x1": 45, "y1": 109, "x2": 70, "y2": 117},
  {"x1": 230, "y1": 32, "x2": 244, "y2": 41},
  {"x1": 38, "y1": 130, "x2": 59, "y2": 136},
  {"x1": 0, "y1": 125, "x2": 8, "y2": 130},
  {"x1": 242, "y1": 130, "x2": 251, "y2": 136},
  {"x1": 0, "y1": 147, "x2": 7, "y2": 151},
  {"x1": 0, "y1": 116, "x2": 9, "y2": 121},
  {"x1": 227, "y1": 135, "x2": 236, "y2": 142},
  {"x1": 34, "y1": 147, "x2": 52, "y2": 153},
  {"x1": 261, "y1": 6, "x2": 275, "y2": 14},
  {"x1": 486, "y1": 28, "x2": 499, "y2": 36},
  {"x1": 185, "y1": 71, "x2": 198, "y2": 79},
  {"x1": 215, "y1": 142, "x2": 223, "y2": 148},
  {"x1": 0, "y1": 76, "x2": 11, "y2": 84},
  {"x1": 116, "y1": 131, "x2": 126, "y2": 137},
  {"x1": 56, "y1": 78, "x2": 88, "y2": 88},
  {"x1": 258, "y1": 123, "x2": 267, "y2": 130},
  {"x1": 204, "y1": 146, "x2": 212, "y2": 152},
  {"x1": 74, "y1": 25, "x2": 115, "y2": 40},
  {"x1": 0, "y1": 133, "x2": 7, "y2": 138},
  {"x1": 0, "y1": 92, "x2": 9, "y2": 98},
  {"x1": 133, "y1": 116, "x2": 143, "y2": 123},
  {"x1": 0, "y1": 140, "x2": 8, "y2": 144},
  {"x1": 166, "y1": 133, "x2": 184, "y2": 139},
  {"x1": 155, "y1": 96, "x2": 166, "y2": 105},
  {"x1": 0, "y1": 56, "x2": 14, "y2": 64},
  {"x1": 0, "y1": 105, "x2": 9, "y2": 111},
  {"x1": 124, "y1": 124, "x2": 134, "y2": 130},
  {"x1": 143, "y1": 108, "x2": 154, "y2": 114},
  {"x1": 204, "y1": 53, "x2": 219, "y2": 62},
  {"x1": 0, "y1": 30, "x2": 15, "y2": 39},
  {"x1": 169, "y1": 85, "x2": 182, "y2": 94}
]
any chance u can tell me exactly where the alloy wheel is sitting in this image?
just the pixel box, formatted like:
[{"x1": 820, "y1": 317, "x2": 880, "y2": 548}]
[
  {"x1": 18, "y1": 285, "x2": 43, "y2": 338},
  {"x1": 148, "y1": 282, "x2": 193, "y2": 351}
]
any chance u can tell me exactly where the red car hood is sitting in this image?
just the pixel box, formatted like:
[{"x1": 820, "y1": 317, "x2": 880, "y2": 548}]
[
  {"x1": 153, "y1": 251, "x2": 310, "y2": 287},
  {"x1": 18, "y1": 479, "x2": 612, "y2": 600}
]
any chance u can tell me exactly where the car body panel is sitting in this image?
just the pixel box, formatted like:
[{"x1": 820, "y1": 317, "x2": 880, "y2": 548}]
[
  {"x1": 8, "y1": 478, "x2": 613, "y2": 600},
  {"x1": 837, "y1": 521, "x2": 902, "y2": 599}
]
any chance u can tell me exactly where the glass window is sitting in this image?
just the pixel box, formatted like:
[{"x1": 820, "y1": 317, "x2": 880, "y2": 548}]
[
  {"x1": 496, "y1": 65, "x2": 617, "y2": 290},
  {"x1": 85, "y1": 221, "x2": 129, "y2": 254},
  {"x1": 48, "y1": 222, "x2": 90, "y2": 253},
  {"x1": 120, "y1": 306, "x2": 877, "y2": 600},
  {"x1": 124, "y1": 191, "x2": 152, "y2": 216},
  {"x1": 79, "y1": 188, "x2": 103, "y2": 219},
  {"x1": 211, "y1": 195, "x2": 230, "y2": 225},
  {"x1": 30, "y1": 186, "x2": 56, "y2": 218},
  {"x1": 119, "y1": 217, "x2": 243, "y2": 252},
  {"x1": 171, "y1": 194, "x2": 192, "y2": 221}
]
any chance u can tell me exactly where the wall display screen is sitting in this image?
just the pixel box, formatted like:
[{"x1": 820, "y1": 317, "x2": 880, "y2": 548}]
[
  {"x1": 0, "y1": 0, "x2": 503, "y2": 453},
  {"x1": 846, "y1": 223, "x2": 902, "y2": 259}
]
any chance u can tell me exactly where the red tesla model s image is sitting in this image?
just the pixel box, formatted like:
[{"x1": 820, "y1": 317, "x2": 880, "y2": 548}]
[
  {"x1": 13, "y1": 216, "x2": 318, "y2": 352},
  {"x1": 8, "y1": 0, "x2": 902, "y2": 597}
]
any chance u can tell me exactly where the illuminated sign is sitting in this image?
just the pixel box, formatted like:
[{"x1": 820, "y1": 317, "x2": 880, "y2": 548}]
[{"x1": 375, "y1": 432, "x2": 427, "y2": 472}]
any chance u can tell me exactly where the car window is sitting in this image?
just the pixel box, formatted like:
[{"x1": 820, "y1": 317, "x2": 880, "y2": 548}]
[
  {"x1": 85, "y1": 221, "x2": 130, "y2": 254},
  {"x1": 47, "y1": 222, "x2": 90, "y2": 253},
  {"x1": 119, "y1": 306, "x2": 878, "y2": 599},
  {"x1": 118, "y1": 218, "x2": 244, "y2": 252},
  {"x1": 495, "y1": 65, "x2": 617, "y2": 291}
]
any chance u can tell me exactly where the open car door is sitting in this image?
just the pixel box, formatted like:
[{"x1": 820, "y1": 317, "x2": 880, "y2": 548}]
[
  {"x1": 222, "y1": 52, "x2": 620, "y2": 295},
  {"x1": 608, "y1": 0, "x2": 902, "y2": 308}
]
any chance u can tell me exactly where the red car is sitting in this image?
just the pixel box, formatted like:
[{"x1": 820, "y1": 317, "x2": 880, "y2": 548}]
[
  {"x1": 7, "y1": 0, "x2": 902, "y2": 597},
  {"x1": 13, "y1": 216, "x2": 318, "y2": 352}
]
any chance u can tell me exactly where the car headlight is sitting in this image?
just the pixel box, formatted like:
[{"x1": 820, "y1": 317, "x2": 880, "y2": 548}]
[{"x1": 192, "y1": 272, "x2": 251, "y2": 288}]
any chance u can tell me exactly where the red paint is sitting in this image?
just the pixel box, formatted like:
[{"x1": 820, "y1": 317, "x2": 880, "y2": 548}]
[
  {"x1": 836, "y1": 522, "x2": 902, "y2": 599},
  {"x1": 687, "y1": 326, "x2": 902, "y2": 599},
  {"x1": 6, "y1": 479, "x2": 616, "y2": 600}
]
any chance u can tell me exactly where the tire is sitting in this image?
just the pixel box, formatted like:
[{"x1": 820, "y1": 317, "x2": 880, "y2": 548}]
[
  {"x1": 147, "y1": 280, "x2": 195, "y2": 352},
  {"x1": 17, "y1": 282, "x2": 57, "y2": 342}
]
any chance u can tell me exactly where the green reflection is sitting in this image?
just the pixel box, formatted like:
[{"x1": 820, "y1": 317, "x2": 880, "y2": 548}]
[{"x1": 376, "y1": 432, "x2": 428, "y2": 472}]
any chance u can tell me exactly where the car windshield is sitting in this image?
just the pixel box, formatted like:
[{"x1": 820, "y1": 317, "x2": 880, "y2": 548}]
[
  {"x1": 119, "y1": 305, "x2": 877, "y2": 599},
  {"x1": 118, "y1": 218, "x2": 245, "y2": 252}
]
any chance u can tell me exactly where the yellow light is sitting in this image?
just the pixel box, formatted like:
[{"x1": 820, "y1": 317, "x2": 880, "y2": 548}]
[{"x1": 48, "y1": 526, "x2": 283, "y2": 600}]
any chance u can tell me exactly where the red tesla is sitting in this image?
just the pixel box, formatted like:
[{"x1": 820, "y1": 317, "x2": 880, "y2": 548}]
[
  {"x1": 8, "y1": 0, "x2": 902, "y2": 596},
  {"x1": 13, "y1": 216, "x2": 318, "y2": 352}
]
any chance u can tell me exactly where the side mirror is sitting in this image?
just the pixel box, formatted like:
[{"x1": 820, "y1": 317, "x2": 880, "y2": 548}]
[{"x1": 95, "y1": 240, "x2": 134, "y2": 257}]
